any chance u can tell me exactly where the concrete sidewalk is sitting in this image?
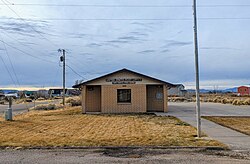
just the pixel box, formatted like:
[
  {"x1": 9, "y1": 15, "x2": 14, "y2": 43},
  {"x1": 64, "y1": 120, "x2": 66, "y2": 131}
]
[{"x1": 156, "y1": 103, "x2": 250, "y2": 151}]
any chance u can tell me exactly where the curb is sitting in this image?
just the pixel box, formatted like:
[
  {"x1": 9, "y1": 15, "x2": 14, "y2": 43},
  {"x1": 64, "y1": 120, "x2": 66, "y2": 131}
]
[{"x1": 0, "y1": 146, "x2": 227, "y2": 151}]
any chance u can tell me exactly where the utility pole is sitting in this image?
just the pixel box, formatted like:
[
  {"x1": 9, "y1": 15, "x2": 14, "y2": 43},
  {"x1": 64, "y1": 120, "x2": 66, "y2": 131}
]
[
  {"x1": 193, "y1": 0, "x2": 201, "y2": 138},
  {"x1": 59, "y1": 49, "x2": 66, "y2": 109}
]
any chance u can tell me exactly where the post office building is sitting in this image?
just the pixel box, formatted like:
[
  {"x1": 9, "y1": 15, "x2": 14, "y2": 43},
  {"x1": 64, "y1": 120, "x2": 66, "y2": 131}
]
[{"x1": 73, "y1": 69, "x2": 174, "y2": 114}]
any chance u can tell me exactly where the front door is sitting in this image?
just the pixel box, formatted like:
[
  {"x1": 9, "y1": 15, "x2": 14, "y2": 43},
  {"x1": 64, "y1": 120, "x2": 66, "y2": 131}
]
[
  {"x1": 86, "y1": 86, "x2": 101, "y2": 112},
  {"x1": 147, "y1": 85, "x2": 164, "y2": 112}
]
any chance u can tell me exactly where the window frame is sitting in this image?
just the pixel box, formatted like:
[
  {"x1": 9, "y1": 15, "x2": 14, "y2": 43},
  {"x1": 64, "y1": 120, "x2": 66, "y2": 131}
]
[{"x1": 117, "y1": 89, "x2": 132, "y2": 103}]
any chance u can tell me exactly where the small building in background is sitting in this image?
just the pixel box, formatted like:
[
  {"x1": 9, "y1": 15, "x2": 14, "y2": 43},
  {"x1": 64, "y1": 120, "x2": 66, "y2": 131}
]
[
  {"x1": 238, "y1": 85, "x2": 250, "y2": 96},
  {"x1": 37, "y1": 89, "x2": 49, "y2": 98},
  {"x1": 48, "y1": 88, "x2": 80, "y2": 97},
  {"x1": 48, "y1": 88, "x2": 66, "y2": 97},
  {"x1": 168, "y1": 84, "x2": 187, "y2": 97},
  {"x1": 2, "y1": 90, "x2": 19, "y2": 99},
  {"x1": 24, "y1": 91, "x2": 37, "y2": 98}
]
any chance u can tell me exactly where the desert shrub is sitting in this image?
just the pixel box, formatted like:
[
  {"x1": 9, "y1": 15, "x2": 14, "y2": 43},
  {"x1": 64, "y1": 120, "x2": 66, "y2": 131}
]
[
  {"x1": 214, "y1": 98, "x2": 218, "y2": 102},
  {"x1": 213, "y1": 96, "x2": 221, "y2": 103},
  {"x1": 238, "y1": 100, "x2": 245, "y2": 105},
  {"x1": 65, "y1": 97, "x2": 81, "y2": 106},
  {"x1": 30, "y1": 104, "x2": 61, "y2": 110},
  {"x1": 26, "y1": 98, "x2": 32, "y2": 102},
  {"x1": 54, "y1": 96, "x2": 62, "y2": 99},
  {"x1": 37, "y1": 97, "x2": 45, "y2": 101},
  {"x1": 232, "y1": 99, "x2": 239, "y2": 105},
  {"x1": 227, "y1": 99, "x2": 234, "y2": 104},
  {"x1": 15, "y1": 99, "x2": 26, "y2": 104},
  {"x1": 168, "y1": 97, "x2": 188, "y2": 102},
  {"x1": 221, "y1": 98, "x2": 229, "y2": 104},
  {"x1": 232, "y1": 99, "x2": 245, "y2": 106},
  {"x1": 208, "y1": 98, "x2": 214, "y2": 102},
  {"x1": 243, "y1": 98, "x2": 250, "y2": 105},
  {"x1": 191, "y1": 97, "x2": 196, "y2": 102},
  {"x1": 177, "y1": 97, "x2": 187, "y2": 102},
  {"x1": 202, "y1": 98, "x2": 208, "y2": 102}
]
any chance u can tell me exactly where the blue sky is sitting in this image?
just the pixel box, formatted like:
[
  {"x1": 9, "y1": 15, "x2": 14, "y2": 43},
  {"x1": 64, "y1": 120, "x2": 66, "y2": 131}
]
[{"x1": 0, "y1": 0, "x2": 250, "y2": 89}]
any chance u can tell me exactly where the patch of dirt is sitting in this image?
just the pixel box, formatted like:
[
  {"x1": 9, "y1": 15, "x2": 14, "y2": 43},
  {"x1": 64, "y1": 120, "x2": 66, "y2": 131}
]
[
  {"x1": 100, "y1": 148, "x2": 171, "y2": 158},
  {"x1": 101, "y1": 148, "x2": 250, "y2": 160}
]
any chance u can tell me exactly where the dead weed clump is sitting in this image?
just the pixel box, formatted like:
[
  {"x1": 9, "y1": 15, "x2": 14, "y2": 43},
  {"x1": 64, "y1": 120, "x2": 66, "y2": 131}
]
[
  {"x1": 232, "y1": 99, "x2": 244, "y2": 106},
  {"x1": 170, "y1": 93, "x2": 250, "y2": 106},
  {"x1": 65, "y1": 96, "x2": 81, "y2": 106},
  {"x1": 213, "y1": 96, "x2": 222, "y2": 103},
  {"x1": 221, "y1": 98, "x2": 233, "y2": 104},
  {"x1": 30, "y1": 104, "x2": 63, "y2": 111},
  {"x1": 243, "y1": 98, "x2": 250, "y2": 105}
]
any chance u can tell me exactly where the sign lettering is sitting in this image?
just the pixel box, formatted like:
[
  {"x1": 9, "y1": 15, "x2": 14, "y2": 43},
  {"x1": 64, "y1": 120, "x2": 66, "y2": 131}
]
[{"x1": 106, "y1": 78, "x2": 142, "y2": 84}]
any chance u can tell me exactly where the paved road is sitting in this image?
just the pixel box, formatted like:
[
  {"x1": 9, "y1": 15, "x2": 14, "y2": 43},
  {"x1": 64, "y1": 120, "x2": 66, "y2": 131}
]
[
  {"x1": 0, "y1": 100, "x2": 60, "y2": 115},
  {"x1": 157, "y1": 102, "x2": 250, "y2": 151},
  {"x1": 168, "y1": 102, "x2": 250, "y2": 117},
  {"x1": 0, "y1": 148, "x2": 249, "y2": 164}
]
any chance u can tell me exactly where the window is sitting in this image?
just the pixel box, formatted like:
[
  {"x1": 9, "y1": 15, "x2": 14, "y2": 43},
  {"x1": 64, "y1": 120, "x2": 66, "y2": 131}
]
[{"x1": 117, "y1": 89, "x2": 131, "y2": 103}]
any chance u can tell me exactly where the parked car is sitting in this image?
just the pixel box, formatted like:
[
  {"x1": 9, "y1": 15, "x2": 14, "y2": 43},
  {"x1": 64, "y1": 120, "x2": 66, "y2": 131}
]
[
  {"x1": 0, "y1": 90, "x2": 5, "y2": 103},
  {"x1": 5, "y1": 92, "x2": 19, "y2": 99}
]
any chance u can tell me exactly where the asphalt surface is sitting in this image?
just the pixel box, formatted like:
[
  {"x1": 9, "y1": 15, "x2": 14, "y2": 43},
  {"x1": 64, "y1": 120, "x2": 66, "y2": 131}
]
[
  {"x1": 0, "y1": 148, "x2": 249, "y2": 164},
  {"x1": 157, "y1": 102, "x2": 250, "y2": 151},
  {"x1": 0, "y1": 100, "x2": 60, "y2": 115},
  {"x1": 168, "y1": 102, "x2": 250, "y2": 117}
]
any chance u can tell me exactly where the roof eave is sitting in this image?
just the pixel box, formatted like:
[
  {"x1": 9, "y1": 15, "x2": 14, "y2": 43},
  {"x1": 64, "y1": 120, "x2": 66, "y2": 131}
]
[{"x1": 72, "y1": 68, "x2": 175, "y2": 88}]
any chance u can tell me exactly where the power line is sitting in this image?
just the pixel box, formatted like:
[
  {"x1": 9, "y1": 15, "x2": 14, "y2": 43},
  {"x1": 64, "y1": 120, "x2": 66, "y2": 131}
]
[
  {"x1": 0, "y1": 55, "x2": 17, "y2": 86},
  {"x1": 52, "y1": 66, "x2": 60, "y2": 87},
  {"x1": 1, "y1": 3, "x2": 250, "y2": 8},
  {"x1": 0, "y1": 40, "x2": 56, "y2": 64},
  {"x1": 0, "y1": 4, "x2": 191, "y2": 7},
  {"x1": 2, "y1": 17, "x2": 250, "y2": 21},
  {"x1": 1, "y1": 31, "x2": 56, "y2": 59},
  {"x1": 1, "y1": 0, "x2": 58, "y2": 48},
  {"x1": 66, "y1": 64, "x2": 86, "y2": 79},
  {"x1": 0, "y1": 34, "x2": 20, "y2": 85}
]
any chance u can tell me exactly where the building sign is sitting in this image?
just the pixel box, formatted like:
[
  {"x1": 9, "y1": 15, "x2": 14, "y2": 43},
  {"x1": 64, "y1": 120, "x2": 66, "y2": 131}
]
[{"x1": 106, "y1": 78, "x2": 142, "y2": 84}]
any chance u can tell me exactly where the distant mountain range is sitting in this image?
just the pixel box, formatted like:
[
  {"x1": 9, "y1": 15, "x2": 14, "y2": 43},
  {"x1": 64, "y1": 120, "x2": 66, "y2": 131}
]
[{"x1": 187, "y1": 87, "x2": 238, "y2": 93}]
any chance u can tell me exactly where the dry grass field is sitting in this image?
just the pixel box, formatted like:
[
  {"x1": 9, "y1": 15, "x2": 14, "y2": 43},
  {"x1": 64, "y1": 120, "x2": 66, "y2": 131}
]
[
  {"x1": 0, "y1": 107, "x2": 224, "y2": 147},
  {"x1": 203, "y1": 116, "x2": 250, "y2": 136}
]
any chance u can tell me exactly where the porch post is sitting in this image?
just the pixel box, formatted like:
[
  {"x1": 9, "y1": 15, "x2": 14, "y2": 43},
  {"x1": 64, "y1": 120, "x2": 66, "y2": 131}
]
[{"x1": 81, "y1": 85, "x2": 86, "y2": 114}]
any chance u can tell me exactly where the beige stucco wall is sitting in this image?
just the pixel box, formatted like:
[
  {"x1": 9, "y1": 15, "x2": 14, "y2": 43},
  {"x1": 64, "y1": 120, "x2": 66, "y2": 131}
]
[{"x1": 101, "y1": 84, "x2": 147, "y2": 113}]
